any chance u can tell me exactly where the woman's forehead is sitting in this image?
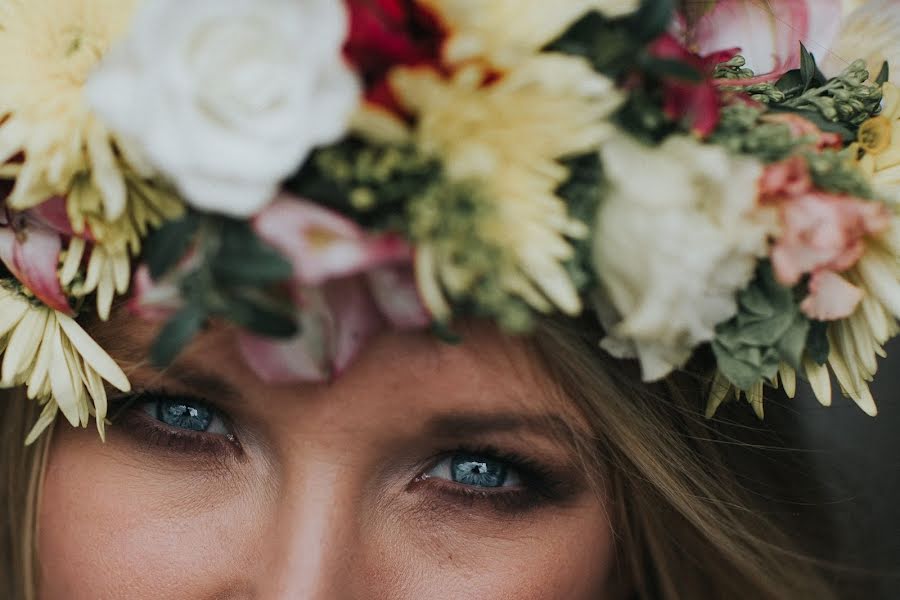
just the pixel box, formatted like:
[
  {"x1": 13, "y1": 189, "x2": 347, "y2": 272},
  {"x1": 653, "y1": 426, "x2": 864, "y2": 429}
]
[{"x1": 96, "y1": 310, "x2": 589, "y2": 441}]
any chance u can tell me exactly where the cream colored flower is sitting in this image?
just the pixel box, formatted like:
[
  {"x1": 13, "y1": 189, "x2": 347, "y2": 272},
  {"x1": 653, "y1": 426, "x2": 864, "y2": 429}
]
[
  {"x1": 823, "y1": 0, "x2": 900, "y2": 84},
  {"x1": 857, "y1": 83, "x2": 900, "y2": 203},
  {"x1": 595, "y1": 135, "x2": 771, "y2": 381},
  {"x1": 87, "y1": 0, "x2": 360, "y2": 217},
  {"x1": 389, "y1": 56, "x2": 622, "y2": 318},
  {"x1": 422, "y1": 0, "x2": 639, "y2": 67},
  {"x1": 0, "y1": 0, "x2": 140, "y2": 218},
  {"x1": 0, "y1": 283, "x2": 131, "y2": 443}
]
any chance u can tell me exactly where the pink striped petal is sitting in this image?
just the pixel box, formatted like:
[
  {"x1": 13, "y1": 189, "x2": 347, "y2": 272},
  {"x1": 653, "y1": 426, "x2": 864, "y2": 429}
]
[
  {"x1": 128, "y1": 265, "x2": 184, "y2": 321},
  {"x1": 0, "y1": 224, "x2": 72, "y2": 314},
  {"x1": 254, "y1": 196, "x2": 411, "y2": 286},
  {"x1": 238, "y1": 289, "x2": 333, "y2": 384},
  {"x1": 324, "y1": 277, "x2": 384, "y2": 377},
  {"x1": 801, "y1": 270, "x2": 864, "y2": 321},
  {"x1": 367, "y1": 265, "x2": 431, "y2": 329},
  {"x1": 27, "y1": 197, "x2": 84, "y2": 238},
  {"x1": 693, "y1": 0, "x2": 841, "y2": 77}
]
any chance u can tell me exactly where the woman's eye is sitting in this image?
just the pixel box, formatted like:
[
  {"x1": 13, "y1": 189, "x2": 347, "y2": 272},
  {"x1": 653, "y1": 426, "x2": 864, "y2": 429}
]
[
  {"x1": 425, "y1": 453, "x2": 523, "y2": 489},
  {"x1": 140, "y1": 398, "x2": 230, "y2": 436}
]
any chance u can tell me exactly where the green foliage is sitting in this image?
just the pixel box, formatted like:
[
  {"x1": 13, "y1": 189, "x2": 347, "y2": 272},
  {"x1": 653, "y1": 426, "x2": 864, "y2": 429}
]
[
  {"x1": 144, "y1": 213, "x2": 199, "y2": 279},
  {"x1": 712, "y1": 264, "x2": 811, "y2": 391},
  {"x1": 806, "y1": 320, "x2": 831, "y2": 366},
  {"x1": 547, "y1": 0, "x2": 674, "y2": 77},
  {"x1": 778, "y1": 58, "x2": 883, "y2": 128},
  {"x1": 708, "y1": 104, "x2": 803, "y2": 162},
  {"x1": 556, "y1": 153, "x2": 603, "y2": 294},
  {"x1": 805, "y1": 150, "x2": 876, "y2": 199},
  {"x1": 875, "y1": 61, "x2": 890, "y2": 86},
  {"x1": 145, "y1": 214, "x2": 298, "y2": 367},
  {"x1": 288, "y1": 139, "x2": 441, "y2": 231}
]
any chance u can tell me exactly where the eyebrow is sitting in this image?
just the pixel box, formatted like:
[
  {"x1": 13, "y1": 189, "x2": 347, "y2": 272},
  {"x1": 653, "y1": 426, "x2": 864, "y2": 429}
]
[
  {"x1": 423, "y1": 412, "x2": 594, "y2": 450},
  {"x1": 155, "y1": 362, "x2": 244, "y2": 405}
]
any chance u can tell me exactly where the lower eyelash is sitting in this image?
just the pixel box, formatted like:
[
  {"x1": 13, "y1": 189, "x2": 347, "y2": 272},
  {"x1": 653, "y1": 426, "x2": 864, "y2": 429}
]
[{"x1": 114, "y1": 406, "x2": 242, "y2": 459}]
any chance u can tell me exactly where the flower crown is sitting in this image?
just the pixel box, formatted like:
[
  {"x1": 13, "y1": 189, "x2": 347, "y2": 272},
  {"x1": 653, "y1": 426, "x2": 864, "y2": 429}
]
[{"x1": 1, "y1": 0, "x2": 898, "y2": 442}]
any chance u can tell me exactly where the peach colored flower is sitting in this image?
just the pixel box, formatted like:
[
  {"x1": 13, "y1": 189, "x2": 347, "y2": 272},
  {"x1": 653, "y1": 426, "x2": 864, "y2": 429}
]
[
  {"x1": 759, "y1": 155, "x2": 813, "y2": 202},
  {"x1": 771, "y1": 191, "x2": 890, "y2": 287},
  {"x1": 800, "y1": 269, "x2": 865, "y2": 321}
]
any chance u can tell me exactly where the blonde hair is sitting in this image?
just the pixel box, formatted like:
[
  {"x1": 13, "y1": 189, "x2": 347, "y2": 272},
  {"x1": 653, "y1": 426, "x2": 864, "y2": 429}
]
[{"x1": 1, "y1": 318, "x2": 843, "y2": 599}]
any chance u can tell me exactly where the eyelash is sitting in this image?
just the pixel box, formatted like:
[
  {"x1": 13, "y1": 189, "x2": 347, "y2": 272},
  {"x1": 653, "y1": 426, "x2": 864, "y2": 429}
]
[
  {"x1": 111, "y1": 391, "x2": 570, "y2": 513},
  {"x1": 414, "y1": 446, "x2": 569, "y2": 514}
]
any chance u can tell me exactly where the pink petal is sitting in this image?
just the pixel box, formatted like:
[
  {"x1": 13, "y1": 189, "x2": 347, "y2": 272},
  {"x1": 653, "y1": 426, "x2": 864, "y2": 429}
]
[
  {"x1": 694, "y1": 0, "x2": 841, "y2": 77},
  {"x1": 238, "y1": 289, "x2": 334, "y2": 384},
  {"x1": 128, "y1": 265, "x2": 184, "y2": 322},
  {"x1": 323, "y1": 277, "x2": 384, "y2": 377},
  {"x1": 238, "y1": 278, "x2": 385, "y2": 384},
  {"x1": 0, "y1": 223, "x2": 72, "y2": 314},
  {"x1": 367, "y1": 265, "x2": 431, "y2": 329},
  {"x1": 254, "y1": 196, "x2": 411, "y2": 286},
  {"x1": 27, "y1": 197, "x2": 83, "y2": 238},
  {"x1": 801, "y1": 270, "x2": 864, "y2": 321}
]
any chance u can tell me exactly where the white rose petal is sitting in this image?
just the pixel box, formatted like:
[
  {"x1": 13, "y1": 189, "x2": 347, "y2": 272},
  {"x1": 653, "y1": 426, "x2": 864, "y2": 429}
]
[
  {"x1": 594, "y1": 135, "x2": 773, "y2": 381},
  {"x1": 87, "y1": 0, "x2": 361, "y2": 217}
]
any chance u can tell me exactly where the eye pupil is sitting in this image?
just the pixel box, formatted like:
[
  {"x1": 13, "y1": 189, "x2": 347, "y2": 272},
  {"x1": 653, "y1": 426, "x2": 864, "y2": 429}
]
[
  {"x1": 451, "y1": 455, "x2": 507, "y2": 488},
  {"x1": 157, "y1": 400, "x2": 213, "y2": 432}
]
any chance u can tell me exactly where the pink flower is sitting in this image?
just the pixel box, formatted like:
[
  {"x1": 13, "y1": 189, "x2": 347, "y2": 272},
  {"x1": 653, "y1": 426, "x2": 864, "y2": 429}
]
[
  {"x1": 759, "y1": 155, "x2": 813, "y2": 201},
  {"x1": 238, "y1": 196, "x2": 431, "y2": 384},
  {"x1": 648, "y1": 33, "x2": 736, "y2": 137},
  {"x1": 0, "y1": 210, "x2": 72, "y2": 314},
  {"x1": 800, "y1": 270, "x2": 865, "y2": 321},
  {"x1": 689, "y1": 0, "x2": 843, "y2": 84},
  {"x1": 772, "y1": 191, "x2": 889, "y2": 287}
]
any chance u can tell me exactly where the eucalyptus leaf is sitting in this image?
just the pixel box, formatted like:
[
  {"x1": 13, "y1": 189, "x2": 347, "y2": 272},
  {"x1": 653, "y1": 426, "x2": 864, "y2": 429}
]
[
  {"x1": 144, "y1": 213, "x2": 199, "y2": 279},
  {"x1": 641, "y1": 57, "x2": 703, "y2": 82},
  {"x1": 800, "y1": 42, "x2": 817, "y2": 91},
  {"x1": 151, "y1": 303, "x2": 207, "y2": 367},
  {"x1": 222, "y1": 292, "x2": 298, "y2": 338},
  {"x1": 876, "y1": 61, "x2": 890, "y2": 86},
  {"x1": 628, "y1": 0, "x2": 675, "y2": 43},
  {"x1": 806, "y1": 320, "x2": 831, "y2": 365},
  {"x1": 776, "y1": 316, "x2": 811, "y2": 369}
]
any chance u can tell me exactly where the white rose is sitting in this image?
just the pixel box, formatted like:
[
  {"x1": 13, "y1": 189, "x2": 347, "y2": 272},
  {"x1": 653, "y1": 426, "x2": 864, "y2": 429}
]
[
  {"x1": 594, "y1": 135, "x2": 772, "y2": 381},
  {"x1": 87, "y1": 0, "x2": 360, "y2": 217}
]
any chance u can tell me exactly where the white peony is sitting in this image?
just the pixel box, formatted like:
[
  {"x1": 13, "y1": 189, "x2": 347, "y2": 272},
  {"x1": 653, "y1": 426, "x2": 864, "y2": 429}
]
[
  {"x1": 593, "y1": 135, "x2": 772, "y2": 381},
  {"x1": 87, "y1": 0, "x2": 360, "y2": 217}
]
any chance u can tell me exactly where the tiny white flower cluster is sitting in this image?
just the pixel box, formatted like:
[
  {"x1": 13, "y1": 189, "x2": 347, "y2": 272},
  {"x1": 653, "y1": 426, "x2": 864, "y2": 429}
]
[{"x1": 87, "y1": 0, "x2": 360, "y2": 218}]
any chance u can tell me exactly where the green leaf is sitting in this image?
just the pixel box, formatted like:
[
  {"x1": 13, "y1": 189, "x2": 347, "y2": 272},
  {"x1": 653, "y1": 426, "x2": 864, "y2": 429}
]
[
  {"x1": 221, "y1": 292, "x2": 298, "y2": 338},
  {"x1": 640, "y1": 57, "x2": 703, "y2": 82},
  {"x1": 799, "y1": 42, "x2": 817, "y2": 91},
  {"x1": 875, "y1": 61, "x2": 890, "y2": 86},
  {"x1": 431, "y1": 322, "x2": 462, "y2": 345},
  {"x1": 775, "y1": 69, "x2": 805, "y2": 93},
  {"x1": 144, "y1": 213, "x2": 199, "y2": 279},
  {"x1": 151, "y1": 304, "x2": 207, "y2": 367},
  {"x1": 806, "y1": 320, "x2": 831, "y2": 365},
  {"x1": 628, "y1": 0, "x2": 675, "y2": 43},
  {"x1": 713, "y1": 340, "x2": 766, "y2": 391},
  {"x1": 211, "y1": 220, "x2": 293, "y2": 285},
  {"x1": 776, "y1": 316, "x2": 811, "y2": 369}
]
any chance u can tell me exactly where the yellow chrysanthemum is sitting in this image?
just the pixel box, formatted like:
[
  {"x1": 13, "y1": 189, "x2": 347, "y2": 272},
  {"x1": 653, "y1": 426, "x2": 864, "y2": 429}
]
[
  {"x1": 422, "y1": 0, "x2": 639, "y2": 67},
  {"x1": 387, "y1": 56, "x2": 622, "y2": 318},
  {"x1": 857, "y1": 83, "x2": 900, "y2": 202},
  {"x1": 0, "y1": 283, "x2": 131, "y2": 443},
  {"x1": 0, "y1": 0, "x2": 141, "y2": 218}
]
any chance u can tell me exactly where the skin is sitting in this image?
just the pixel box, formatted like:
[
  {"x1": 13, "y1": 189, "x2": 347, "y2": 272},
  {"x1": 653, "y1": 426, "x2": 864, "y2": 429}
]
[{"x1": 37, "y1": 316, "x2": 616, "y2": 599}]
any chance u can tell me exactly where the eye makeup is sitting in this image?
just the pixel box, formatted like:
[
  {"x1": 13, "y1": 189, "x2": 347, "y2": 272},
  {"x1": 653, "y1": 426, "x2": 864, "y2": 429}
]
[
  {"x1": 110, "y1": 391, "x2": 243, "y2": 459},
  {"x1": 109, "y1": 389, "x2": 585, "y2": 515}
]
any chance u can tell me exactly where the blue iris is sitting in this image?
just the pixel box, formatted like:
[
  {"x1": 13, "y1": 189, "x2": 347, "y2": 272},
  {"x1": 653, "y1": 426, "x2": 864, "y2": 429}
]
[
  {"x1": 451, "y1": 454, "x2": 508, "y2": 488},
  {"x1": 156, "y1": 400, "x2": 213, "y2": 433}
]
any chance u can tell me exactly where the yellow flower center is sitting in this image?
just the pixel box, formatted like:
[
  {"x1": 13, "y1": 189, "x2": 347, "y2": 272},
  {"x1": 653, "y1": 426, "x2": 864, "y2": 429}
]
[{"x1": 858, "y1": 116, "x2": 893, "y2": 155}]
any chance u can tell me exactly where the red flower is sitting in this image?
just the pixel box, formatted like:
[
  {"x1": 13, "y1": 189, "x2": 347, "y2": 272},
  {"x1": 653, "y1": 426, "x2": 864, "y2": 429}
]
[
  {"x1": 344, "y1": 0, "x2": 446, "y2": 111},
  {"x1": 648, "y1": 33, "x2": 737, "y2": 137}
]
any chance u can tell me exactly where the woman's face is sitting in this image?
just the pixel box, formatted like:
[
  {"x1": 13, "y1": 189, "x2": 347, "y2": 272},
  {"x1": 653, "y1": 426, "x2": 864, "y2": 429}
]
[{"x1": 37, "y1": 316, "x2": 616, "y2": 599}]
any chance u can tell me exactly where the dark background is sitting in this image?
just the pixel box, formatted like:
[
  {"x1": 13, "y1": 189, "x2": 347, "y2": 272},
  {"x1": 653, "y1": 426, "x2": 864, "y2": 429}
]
[{"x1": 796, "y1": 340, "x2": 900, "y2": 597}]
